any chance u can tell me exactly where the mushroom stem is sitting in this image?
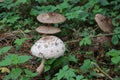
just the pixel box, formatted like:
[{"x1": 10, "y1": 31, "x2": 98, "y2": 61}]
[{"x1": 36, "y1": 57, "x2": 46, "y2": 75}]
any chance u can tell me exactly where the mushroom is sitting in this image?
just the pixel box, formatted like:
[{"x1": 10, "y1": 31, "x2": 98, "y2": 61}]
[
  {"x1": 31, "y1": 36, "x2": 65, "y2": 74},
  {"x1": 36, "y1": 26, "x2": 61, "y2": 34},
  {"x1": 94, "y1": 14, "x2": 113, "y2": 49},
  {"x1": 36, "y1": 12, "x2": 66, "y2": 35},
  {"x1": 95, "y1": 14, "x2": 114, "y2": 33},
  {"x1": 37, "y1": 12, "x2": 66, "y2": 24},
  {"x1": 0, "y1": 0, "x2": 3, "y2": 2}
]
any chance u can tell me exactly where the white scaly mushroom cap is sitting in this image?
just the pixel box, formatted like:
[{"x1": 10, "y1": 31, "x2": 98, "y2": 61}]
[{"x1": 31, "y1": 36, "x2": 65, "y2": 59}]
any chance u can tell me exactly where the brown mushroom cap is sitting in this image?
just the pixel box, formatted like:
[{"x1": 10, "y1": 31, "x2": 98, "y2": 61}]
[
  {"x1": 95, "y1": 14, "x2": 114, "y2": 33},
  {"x1": 37, "y1": 12, "x2": 66, "y2": 24},
  {"x1": 35, "y1": 26, "x2": 61, "y2": 34},
  {"x1": 0, "y1": 0, "x2": 3, "y2": 2}
]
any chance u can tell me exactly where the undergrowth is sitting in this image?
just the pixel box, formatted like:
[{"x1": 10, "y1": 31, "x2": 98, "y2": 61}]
[{"x1": 0, "y1": 0, "x2": 120, "y2": 80}]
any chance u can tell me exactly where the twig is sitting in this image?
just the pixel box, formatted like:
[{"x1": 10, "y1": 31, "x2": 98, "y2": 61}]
[
  {"x1": 0, "y1": 29, "x2": 33, "y2": 42},
  {"x1": 65, "y1": 32, "x2": 120, "y2": 44},
  {"x1": 91, "y1": 32, "x2": 120, "y2": 38},
  {"x1": 91, "y1": 62, "x2": 113, "y2": 80}
]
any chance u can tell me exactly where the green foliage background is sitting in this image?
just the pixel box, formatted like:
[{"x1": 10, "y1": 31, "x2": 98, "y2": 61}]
[{"x1": 0, "y1": 0, "x2": 120, "y2": 80}]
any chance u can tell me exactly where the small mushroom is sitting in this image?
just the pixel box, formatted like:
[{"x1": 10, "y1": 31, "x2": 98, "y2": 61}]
[
  {"x1": 37, "y1": 12, "x2": 66, "y2": 24},
  {"x1": 36, "y1": 26, "x2": 61, "y2": 34},
  {"x1": 31, "y1": 36, "x2": 65, "y2": 74},
  {"x1": 0, "y1": 0, "x2": 3, "y2": 2},
  {"x1": 95, "y1": 14, "x2": 114, "y2": 33}
]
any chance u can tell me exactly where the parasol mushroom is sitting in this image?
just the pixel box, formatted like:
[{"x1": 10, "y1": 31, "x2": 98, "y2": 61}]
[
  {"x1": 0, "y1": 0, "x2": 3, "y2": 2},
  {"x1": 31, "y1": 36, "x2": 65, "y2": 74},
  {"x1": 36, "y1": 26, "x2": 61, "y2": 34},
  {"x1": 95, "y1": 14, "x2": 114, "y2": 33},
  {"x1": 37, "y1": 12, "x2": 66, "y2": 24},
  {"x1": 94, "y1": 14, "x2": 113, "y2": 49}
]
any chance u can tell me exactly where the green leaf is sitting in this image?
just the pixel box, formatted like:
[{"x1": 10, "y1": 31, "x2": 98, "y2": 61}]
[
  {"x1": 56, "y1": 1, "x2": 71, "y2": 12},
  {"x1": 79, "y1": 36, "x2": 91, "y2": 46},
  {"x1": 4, "y1": 54, "x2": 19, "y2": 65},
  {"x1": 11, "y1": 68, "x2": 22, "y2": 77},
  {"x1": 24, "y1": 69, "x2": 38, "y2": 77},
  {"x1": 14, "y1": 38, "x2": 26, "y2": 46},
  {"x1": 35, "y1": 0, "x2": 47, "y2": 3},
  {"x1": 7, "y1": 15, "x2": 20, "y2": 23},
  {"x1": 114, "y1": 27, "x2": 120, "y2": 39},
  {"x1": 4, "y1": 68, "x2": 22, "y2": 80},
  {"x1": 111, "y1": 56, "x2": 120, "y2": 64},
  {"x1": 0, "y1": 46, "x2": 12, "y2": 55},
  {"x1": 56, "y1": 67, "x2": 66, "y2": 80},
  {"x1": 0, "y1": 54, "x2": 32, "y2": 66},
  {"x1": 86, "y1": 51, "x2": 93, "y2": 55},
  {"x1": 18, "y1": 55, "x2": 32, "y2": 64},
  {"x1": 46, "y1": 58, "x2": 56, "y2": 65},
  {"x1": 0, "y1": 59, "x2": 11, "y2": 66},
  {"x1": 15, "y1": 0, "x2": 27, "y2": 4},
  {"x1": 52, "y1": 57, "x2": 68, "y2": 68},
  {"x1": 106, "y1": 49, "x2": 120, "y2": 57},
  {"x1": 80, "y1": 59, "x2": 93, "y2": 73},
  {"x1": 20, "y1": 76, "x2": 30, "y2": 80},
  {"x1": 99, "y1": 0, "x2": 109, "y2": 6},
  {"x1": 44, "y1": 65, "x2": 51, "y2": 72},
  {"x1": 114, "y1": 76, "x2": 120, "y2": 80},
  {"x1": 112, "y1": 35, "x2": 119, "y2": 45},
  {"x1": 55, "y1": 65, "x2": 76, "y2": 80},
  {"x1": 68, "y1": 55, "x2": 77, "y2": 63},
  {"x1": 76, "y1": 75, "x2": 84, "y2": 80},
  {"x1": 66, "y1": 68, "x2": 76, "y2": 79}
]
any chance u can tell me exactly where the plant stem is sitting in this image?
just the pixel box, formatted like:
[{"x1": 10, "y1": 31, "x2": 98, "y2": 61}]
[
  {"x1": 91, "y1": 62, "x2": 113, "y2": 80},
  {"x1": 36, "y1": 57, "x2": 46, "y2": 75},
  {"x1": 91, "y1": 32, "x2": 120, "y2": 38},
  {"x1": 65, "y1": 32, "x2": 120, "y2": 44}
]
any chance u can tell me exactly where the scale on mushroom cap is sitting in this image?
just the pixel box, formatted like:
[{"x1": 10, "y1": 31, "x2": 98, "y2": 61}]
[{"x1": 31, "y1": 12, "x2": 66, "y2": 74}]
